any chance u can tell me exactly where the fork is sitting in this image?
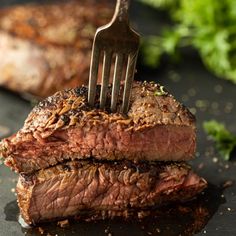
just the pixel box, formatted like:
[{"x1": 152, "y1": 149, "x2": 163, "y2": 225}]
[{"x1": 88, "y1": 0, "x2": 140, "y2": 114}]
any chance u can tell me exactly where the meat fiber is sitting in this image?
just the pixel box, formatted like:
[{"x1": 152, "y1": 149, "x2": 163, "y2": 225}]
[
  {"x1": 0, "y1": 81, "x2": 196, "y2": 173},
  {"x1": 0, "y1": 0, "x2": 113, "y2": 98},
  {"x1": 16, "y1": 160, "x2": 207, "y2": 225}
]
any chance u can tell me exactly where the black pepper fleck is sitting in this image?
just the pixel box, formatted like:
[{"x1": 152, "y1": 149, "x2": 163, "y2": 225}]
[
  {"x1": 60, "y1": 115, "x2": 70, "y2": 124},
  {"x1": 62, "y1": 165, "x2": 71, "y2": 172},
  {"x1": 74, "y1": 87, "x2": 88, "y2": 96}
]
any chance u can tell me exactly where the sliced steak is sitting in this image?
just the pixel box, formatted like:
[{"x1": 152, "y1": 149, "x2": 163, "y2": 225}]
[
  {"x1": 16, "y1": 160, "x2": 207, "y2": 225},
  {"x1": 0, "y1": 81, "x2": 196, "y2": 173},
  {"x1": 0, "y1": 0, "x2": 113, "y2": 98}
]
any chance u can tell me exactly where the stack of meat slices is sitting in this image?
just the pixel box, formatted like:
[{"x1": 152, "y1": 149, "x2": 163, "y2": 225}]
[{"x1": 0, "y1": 81, "x2": 207, "y2": 225}]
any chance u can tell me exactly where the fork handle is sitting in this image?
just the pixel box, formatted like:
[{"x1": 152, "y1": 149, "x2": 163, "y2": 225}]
[{"x1": 113, "y1": 0, "x2": 130, "y2": 23}]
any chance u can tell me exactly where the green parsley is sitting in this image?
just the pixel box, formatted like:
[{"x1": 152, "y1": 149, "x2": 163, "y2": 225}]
[
  {"x1": 154, "y1": 86, "x2": 168, "y2": 96},
  {"x1": 203, "y1": 120, "x2": 236, "y2": 161},
  {"x1": 140, "y1": 0, "x2": 236, "y2": 84}
]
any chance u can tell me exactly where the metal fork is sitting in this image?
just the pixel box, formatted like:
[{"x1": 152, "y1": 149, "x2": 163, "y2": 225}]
[{"x1": 88, "y1": 0, "x2": 140, "y2": 114}]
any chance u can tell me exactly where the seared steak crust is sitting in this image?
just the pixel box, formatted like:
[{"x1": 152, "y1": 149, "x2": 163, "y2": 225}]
[
  {"x1": 0, "y1": 81, "x2": 196, "y2": 173},
  {"x1": 16, "y1": 160, "x2": 207, "y2": 225},
  {"x1": 0, "y1": 0, "x2": 112, "y2": 97}
]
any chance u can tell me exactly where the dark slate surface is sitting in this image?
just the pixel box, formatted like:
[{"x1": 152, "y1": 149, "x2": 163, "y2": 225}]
[{"x1": 0, "y1": 1, "x2": 235, "y2": 236}]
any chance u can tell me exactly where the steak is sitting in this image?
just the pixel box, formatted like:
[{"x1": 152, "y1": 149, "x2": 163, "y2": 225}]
[
  {"x1": 0, "y1": 81, "x2": 196, "y2": 173},
  {"x1": 0, "y1": 0, "x2": 113, "y2": 98},
  {"x1": 16, "y1": 160, "x2": 207, "y2": 225}
]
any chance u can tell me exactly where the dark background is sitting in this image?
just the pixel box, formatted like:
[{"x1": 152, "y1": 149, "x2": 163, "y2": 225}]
[{"x1": 0, "y1": 1, "x2": 235, "y2": 235}]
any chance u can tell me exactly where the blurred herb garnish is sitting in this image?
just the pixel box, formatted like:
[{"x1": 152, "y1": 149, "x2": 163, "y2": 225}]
[
  {"x1": 154, "y1": 86, "x2": 168, "y2": 96},
  {"x1": 139, "y1": 0, "x2": 236, "y2": 84},
  {"x1": 203, "y1": 120, "x2": 236, "y2": 161}
]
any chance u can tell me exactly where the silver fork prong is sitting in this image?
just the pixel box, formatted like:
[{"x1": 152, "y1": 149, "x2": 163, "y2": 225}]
[
  {"x1": 88, "y1": 0, "x2": 140, "y2": 113},
  {"x1": 121, "y1": 51, "x2": 138, "y2": 114},
  {"x1": 111, "y1": 53, "x2": 124, "y2": 112},
  {"x1": 100, "y1": 51, "x2": 112, "y2": 109},
  {"x1": 88, "y1": 45, "x2": 100, "y2": 106}
]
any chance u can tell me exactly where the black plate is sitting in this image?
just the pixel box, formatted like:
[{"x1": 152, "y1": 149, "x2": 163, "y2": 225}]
[{"x1": 0, "y1": 1, "x2": 235, "y2": 235}]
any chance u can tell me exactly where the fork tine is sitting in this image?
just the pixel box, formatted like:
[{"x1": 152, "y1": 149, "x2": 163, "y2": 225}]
[
  {"x1": 88, "y1": 45, "x2": 100, "y2": 106},
  {"x1": 111, "y1": 53, "x2": 124, "y2": 112},
  {"x1": 88, "y1": 0, "x2": 140, "y2": 113},
  {"x1": 121, "y1": 51, "x2": 138, "y2": 114},
  {"x1": 100, "y1": 51, "x2": 112, "y2": 109}
]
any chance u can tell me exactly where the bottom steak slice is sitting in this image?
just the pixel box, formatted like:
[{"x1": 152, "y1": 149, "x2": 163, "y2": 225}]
[{"x1": 16, "y1": 160, "x2": 207, "y2": 225}]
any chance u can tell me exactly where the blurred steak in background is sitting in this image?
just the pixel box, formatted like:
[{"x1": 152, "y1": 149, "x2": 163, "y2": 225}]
[{"x1": 0, "y1": 0, "x2": 113, "y2": 98}]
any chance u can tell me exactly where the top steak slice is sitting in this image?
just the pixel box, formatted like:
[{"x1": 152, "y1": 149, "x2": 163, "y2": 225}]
[
  {"x1": 0, "y1": 81, "x2": 196, "y2": 173},
  {"x1": 0, "y1": 0, "x2": 113, "y2": 98}
]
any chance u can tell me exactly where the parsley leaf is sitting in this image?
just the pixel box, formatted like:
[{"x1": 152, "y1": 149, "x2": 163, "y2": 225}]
[
  {"x1": 139, "y1": 0, "x2": 236, "y2": 84},
  {"x1": 154, "y1": 86, "x2": 168, "y2": 96},
  {"x1": 203, "y1": 120, "x2": 236, "y2": 161}
]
